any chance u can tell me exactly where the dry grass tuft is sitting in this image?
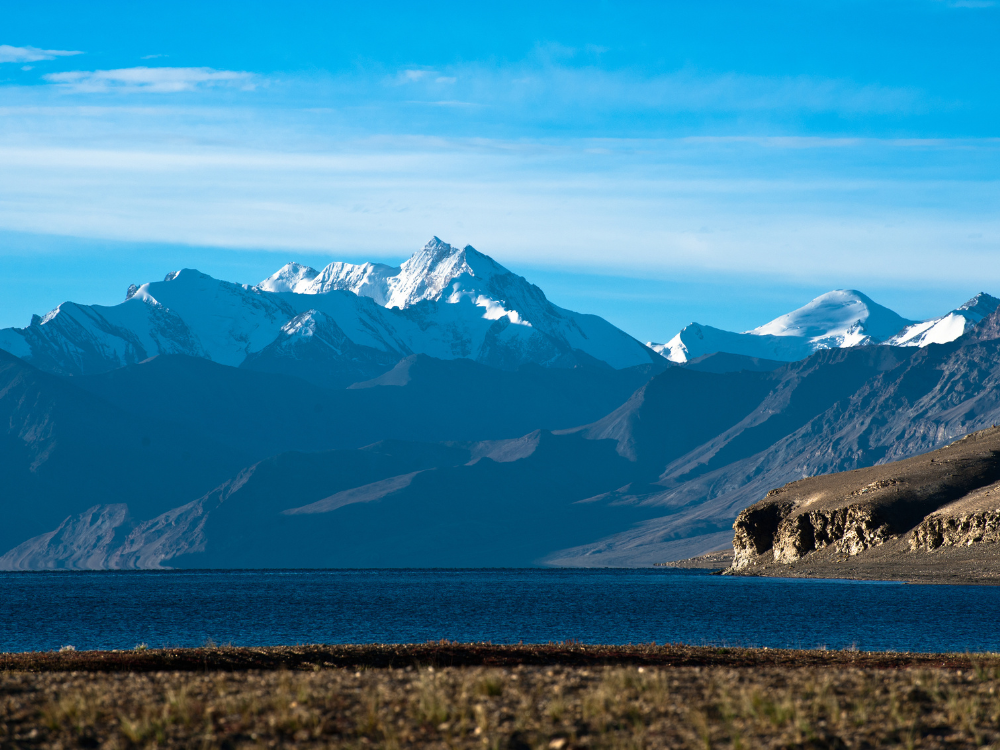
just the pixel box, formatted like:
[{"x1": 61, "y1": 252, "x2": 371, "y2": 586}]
[
  {"x1": 5, "y1": 646, "x2": 1000, "y2": 747},
  {"x1": 4, "y1": 659, "x2": 1000, "y2": 747}
]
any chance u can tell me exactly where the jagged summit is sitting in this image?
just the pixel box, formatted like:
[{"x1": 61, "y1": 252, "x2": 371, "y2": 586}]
[
  {"x1": 256, "y1": 237, "x2": 509, "y2": 311},
  {"x1": 249, "y1": 237, "x2": 658, "y2": 369},
  {"x1": 886, "y1": 292, "x2": 1000, "y2": 348},
  {"x1": 0, "y1": 238, "x2": 658, "y2": 378},
  {"x1": 259, "y1": 260, "x2": 399, "y2": 304},
  {"x1": 258, "y1": 262, "x2": 320, "y2": 294},
  {"x1": 959, "y1": 292, "x2": 999, "y2": 316},
  {"x1": 383, "y1": 237, "x2": 509, "y2": 310}
]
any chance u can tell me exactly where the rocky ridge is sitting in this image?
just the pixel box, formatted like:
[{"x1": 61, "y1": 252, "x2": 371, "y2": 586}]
[{"x1": 727, "y1": 426, "x2": 1000, "y2": 578}]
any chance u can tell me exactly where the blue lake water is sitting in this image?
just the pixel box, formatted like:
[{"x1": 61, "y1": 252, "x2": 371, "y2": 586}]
[{"x1": 2, "y1": 568, "x2": 999, "y2": 654}]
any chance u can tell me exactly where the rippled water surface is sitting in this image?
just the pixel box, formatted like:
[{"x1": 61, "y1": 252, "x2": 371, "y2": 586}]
[{"x1": 2, "y1": 569, "x2": 999, "y2": 653}]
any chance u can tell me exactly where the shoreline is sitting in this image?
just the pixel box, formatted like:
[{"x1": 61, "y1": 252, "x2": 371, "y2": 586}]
[
  {"x1": 664, "y1": 545, "x2": 1000, "y2": 586},
  {"x1": 2, "y1": 643, "x2": 996, "y2": 672}
]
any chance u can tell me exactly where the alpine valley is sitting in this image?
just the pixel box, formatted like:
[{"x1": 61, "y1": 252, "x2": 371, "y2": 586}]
[{"x1": 3, "y1": 237, "x2": 1000, "y2": 569}]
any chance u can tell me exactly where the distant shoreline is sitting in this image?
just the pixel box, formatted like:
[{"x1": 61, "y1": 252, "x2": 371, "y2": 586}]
[{"x1": 1, "y1": 643, "x2": 995, "y2": 672}]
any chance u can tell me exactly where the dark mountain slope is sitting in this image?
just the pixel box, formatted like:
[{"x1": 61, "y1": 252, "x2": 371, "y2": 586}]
[
  {"x1": 0, "y1": 349, "x2": 248, "y2": 554},
  {"x1": 576, "y1": 346, "x2": 909, "y2": 477},
  {"x1": 0, "y1": 340, "x2": 935, "y2": 568},
  {"x1": 0, "y1": 440, "x2": 471, "y2": 570},
  {"x1": 2, "y1": 430, "x2": 648, "y2": 569},
  {"x1": 74, "y1": 354, "x2": 659, "y2": 459},
  {"x1": 658, "y1": 345, "x2": 913, "y2": 483},
  {"x1": 165, "y1": 431, "x2": 645, "y2": 568},
  {"x1": 681, "y1": 352, "x2": 786, "y2": 374},
  {"x1": 550, "y1": 312, "x2": 1000, "y2": 566},
  {"x1": 574, "y1": 367, "x2": 776, "y2": 470},
  {"x1": 14, "y1": 309, "x2": 1000, "y2": 570}
]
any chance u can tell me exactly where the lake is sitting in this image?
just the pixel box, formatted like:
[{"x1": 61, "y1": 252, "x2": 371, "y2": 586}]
[{"x1": 2, "y1": 568, "x2": 998, "y2": 653}]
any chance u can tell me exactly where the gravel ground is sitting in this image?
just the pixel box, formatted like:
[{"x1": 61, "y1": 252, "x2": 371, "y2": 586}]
[{"x1": 4, "y1": 645, "x2": 1000, "y2": 748}]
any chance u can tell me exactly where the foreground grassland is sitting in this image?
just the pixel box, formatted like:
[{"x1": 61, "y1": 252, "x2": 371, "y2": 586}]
[{"x1": 3, "y1": 645, "x2": 1000, "y2": 748}]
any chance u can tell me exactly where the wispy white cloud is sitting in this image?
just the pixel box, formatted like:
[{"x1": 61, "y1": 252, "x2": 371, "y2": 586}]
[
  {"x1": 396, "y1": 69, "x2": 436, "y2": 83},
  {"x1": 0, "y1": 44, "x2": 82, "y2": 63},
  {"x1": 390, "y1": 63, "x2": 926, "y2": 116},
  {"x1": 43, "y1": 66, "x2": 256, "y2": 93},
  {"x1": 0, "y1": 132, "x2": 995, "y2": 291},
  {"x1": 3, "y1": 50, "x2": 928, "y2": 119}
]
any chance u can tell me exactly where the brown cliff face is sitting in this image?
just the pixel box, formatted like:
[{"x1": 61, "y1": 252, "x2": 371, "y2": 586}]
[
  {"x1": 729, "y1": 426, "x2": 1000, "y2": 573},
  {"x1": 910, "y1": 481, "x2": 1000, "y2": 551}
]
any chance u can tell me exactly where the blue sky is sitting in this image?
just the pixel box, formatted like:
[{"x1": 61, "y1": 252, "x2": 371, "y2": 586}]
[{"x1": 1, "y1": 1, "x2": 998, "y2": 343}]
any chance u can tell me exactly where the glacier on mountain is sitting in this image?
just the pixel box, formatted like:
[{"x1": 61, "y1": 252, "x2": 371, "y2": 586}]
[
  {"x1": 885, "y1": 293, "x2": 1000, "y2": 347},
  {"x1": 748, "y1": 290, "x2": 911, "y2": 345},
  {"x1": 259, "y1": 260, "x2": 399, "y2": 305},
  {"x1": 6, "y1": 236, "x2": 990, "y2": 380},
  {"x1": 258, "y1": 237, "x2": 512, "y2": 311},
  {"x1": 0, "y1": 238, "x2": 658, "y2": 380},
  {"x1": 650, "y1": 289, "x2": 920, "y2": 363},
  {"x1": 257, "y1": 238, "x2": 653, "y2": 368},
  {"x1": 257, "y1": 262, "x2": 320, "y2": 294}
]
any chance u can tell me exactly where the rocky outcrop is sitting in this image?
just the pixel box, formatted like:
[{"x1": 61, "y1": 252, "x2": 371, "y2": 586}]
[
  {"x1": 731, "y1": 495, "x2": 793, "y2": 568},
  {"x1": 912, "y1": 511, "x2": 1000, "y2": 550},
  {"x1": 771, "y1": 505, "x2": 893, "y2": 562},
  {"x1": 909, "y1": 479, "x2": 1000, "y2": 551},
  {"x1": 732, "y1": 500, "x2": 895, "y2": 569},
  {"x1": 729, "y1": 426, "x2": 1000, "y2": 572}
]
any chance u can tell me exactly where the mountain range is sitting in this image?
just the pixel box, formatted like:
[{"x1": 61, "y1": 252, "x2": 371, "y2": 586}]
[
  {"x1": 2, "y1": 237, "x2": 999, "y2": 569},
  {"x1": 0, "y1": 238, "x2": 660, "y2": 387},
  {"x1": 649, "y1": 290, "x2": 999, "y2": 363}
]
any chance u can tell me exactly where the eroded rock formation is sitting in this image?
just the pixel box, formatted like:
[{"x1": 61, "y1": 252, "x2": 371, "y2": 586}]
[{"x1": 729, "y1": 427, "x2": 1000, "y2": 572}]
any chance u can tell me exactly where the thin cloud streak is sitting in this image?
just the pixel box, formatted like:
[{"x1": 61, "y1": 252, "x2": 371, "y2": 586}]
[
  {"x1": 0, "y1": 44, "x2": 82, "y2": 63},
  {"x1": 17, "y1": 57, "x2": 927, "y2": 120},
  {"x1": 0, "y1": 136, "x2": 995, "y2": 290},
  {"x1": 386, "y1": 63, "x2": 928, "y2": 116},
  {"x1": 43, "y1": 66, "x2": 257, "y2": 93}
]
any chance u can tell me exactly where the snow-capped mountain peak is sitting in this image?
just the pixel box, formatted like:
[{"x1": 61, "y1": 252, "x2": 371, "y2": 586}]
[
  {"x1": 258, "y1": 260, "x2": 400, "y2": 303},
  {"x1": 0, "y1": 239, "x2": 659, "y2": 379},
  {"x1": 308, "y1": 261, "x2": 400, "y2": 304},
  {"x1": 886, "y1": 292, "x2": 1000, "y2": 348},
  {"x1": 959, "y1": 292, "x2": 1000, "y2": 317},
  {"x1": 749, "y1": 289, "x2": 912, "y2": 345},
  {"x1": 384, "y1": 237, "x2": 507, "y2": 310},
  {"x1": 258, "y1": 262, "x2": 320, "y2": 294},
  {"x1": 247, "y1": 237, "x2": 658, "y2": 369},
  {"x1": 653, "y1": 289, "x2": 917, "y2": 364},
  {"x1": 255, "y1": 237, "x2": 509, "y2": 311},
  {"x1": 258, "y1": 237, "x2": 524, "y2": 319}
]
